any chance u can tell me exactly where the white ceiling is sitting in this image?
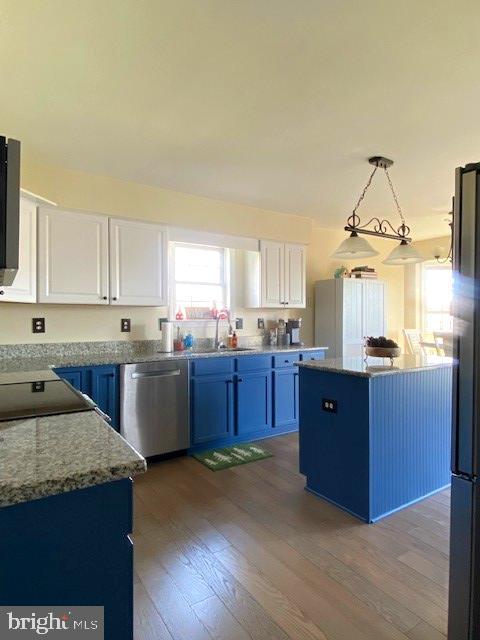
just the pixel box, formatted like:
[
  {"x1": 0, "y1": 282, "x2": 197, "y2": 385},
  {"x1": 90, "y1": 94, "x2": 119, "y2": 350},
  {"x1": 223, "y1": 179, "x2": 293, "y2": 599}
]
[{"x1": 0, "y1": 0, "x2": 478, "y2": 238}]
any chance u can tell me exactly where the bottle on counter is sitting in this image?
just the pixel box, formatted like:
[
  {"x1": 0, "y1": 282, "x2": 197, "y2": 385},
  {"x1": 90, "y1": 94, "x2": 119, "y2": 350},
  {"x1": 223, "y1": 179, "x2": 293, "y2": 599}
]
[
  {"x1": 231, "y1": 331, "x2": 238, "y2": 348},
  {"x1": 174, "y1": 327, "x2": 185, "y2": 351},
  {"x1": 227, "y1": 324, "x2": 234, "y2": 348}
]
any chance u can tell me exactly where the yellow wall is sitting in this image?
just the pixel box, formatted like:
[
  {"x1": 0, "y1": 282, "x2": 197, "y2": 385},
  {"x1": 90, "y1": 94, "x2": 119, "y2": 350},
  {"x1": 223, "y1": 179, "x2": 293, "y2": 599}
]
[
  {"x1": 0, "y1": 158, "x2": 405, "y2": 347},
  {"x1": 404, "y1": 235, "x2": 451, "y2": 329}
]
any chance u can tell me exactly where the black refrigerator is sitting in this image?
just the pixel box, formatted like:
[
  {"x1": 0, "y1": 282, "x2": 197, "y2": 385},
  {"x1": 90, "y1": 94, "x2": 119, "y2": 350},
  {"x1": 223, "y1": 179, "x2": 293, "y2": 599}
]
[{"x1": 449, "y1": 162, "x2": 480, "y2": 639}]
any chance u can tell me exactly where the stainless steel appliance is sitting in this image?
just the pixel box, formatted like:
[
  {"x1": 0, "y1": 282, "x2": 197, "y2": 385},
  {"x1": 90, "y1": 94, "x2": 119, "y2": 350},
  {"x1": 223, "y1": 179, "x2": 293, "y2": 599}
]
[
  {"x1": 449, "y1": 162, "x2": 480, "y2": 639},
  {"x1": 120, "y1": 360, "x2": 189, "y2": 457},
  {"x1": 0, "y1": 136, "x2": 21, "y2": 286},
  {"x1": 286, "y1": 318, "x2": 302, "y2": 345}
]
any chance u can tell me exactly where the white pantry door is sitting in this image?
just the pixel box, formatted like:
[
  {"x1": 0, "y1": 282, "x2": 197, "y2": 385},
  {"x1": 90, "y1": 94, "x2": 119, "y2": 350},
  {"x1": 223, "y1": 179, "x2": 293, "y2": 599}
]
[
  {"x1": 109, "y1": 218, "x2": 168, "y2": 306},
  {"x1": 38, "y1": 208, "x2": 109, "y2": 304}
]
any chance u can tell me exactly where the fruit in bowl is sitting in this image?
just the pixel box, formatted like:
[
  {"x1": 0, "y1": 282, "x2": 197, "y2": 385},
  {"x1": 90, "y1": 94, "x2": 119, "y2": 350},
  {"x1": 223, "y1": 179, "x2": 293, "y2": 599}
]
[{"x1": 364, "y1": 336, "x2": 401, "y2": 359}]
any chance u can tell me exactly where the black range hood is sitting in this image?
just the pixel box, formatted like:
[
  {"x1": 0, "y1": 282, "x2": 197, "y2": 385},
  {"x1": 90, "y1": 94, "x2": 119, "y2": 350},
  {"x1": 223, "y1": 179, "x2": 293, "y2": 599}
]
[{"x1": 0, "y1": 136, "x2": 20, "y2": 286}]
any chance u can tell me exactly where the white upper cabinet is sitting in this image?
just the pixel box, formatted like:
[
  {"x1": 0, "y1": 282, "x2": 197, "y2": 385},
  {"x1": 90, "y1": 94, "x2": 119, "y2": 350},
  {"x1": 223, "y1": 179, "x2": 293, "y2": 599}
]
[
  {"x1": 38, "y1": 208, "x2": 109, "y2": 304},
  {"x1": 284, "y1": 242, "x2": 306, "y2": 308},
  {"x1": 109, "y1": 218, "x2": 168, "y2": 306},
  {"x1": 261, "y1": 240, "x2": 285, "y2": 307},
  {"x1": 0, "y1": 196, "x2": 37, "y2": 302},
  {"x1": 246, "y1": 240, "x2": 306, "y2": 308}
]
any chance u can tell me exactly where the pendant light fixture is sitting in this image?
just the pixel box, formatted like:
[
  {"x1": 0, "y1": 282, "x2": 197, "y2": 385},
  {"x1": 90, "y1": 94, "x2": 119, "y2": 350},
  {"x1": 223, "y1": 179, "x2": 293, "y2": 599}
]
[{"x1": 331, "y1": 156, "x2": 425, "y2": 265}]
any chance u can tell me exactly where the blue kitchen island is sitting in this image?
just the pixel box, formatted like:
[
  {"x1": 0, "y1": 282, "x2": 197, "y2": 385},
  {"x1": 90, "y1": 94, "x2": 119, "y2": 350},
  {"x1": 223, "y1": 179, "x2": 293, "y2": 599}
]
[{"x1": 298, "y1": 355, "x2": 454, "y2": 522}]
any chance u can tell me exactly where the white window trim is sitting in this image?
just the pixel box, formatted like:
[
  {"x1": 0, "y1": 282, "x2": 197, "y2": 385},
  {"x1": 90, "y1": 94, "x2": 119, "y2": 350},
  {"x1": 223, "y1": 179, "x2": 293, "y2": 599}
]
[
  {"x1": 169, "y1": 242, "x2": 231, "y2": 321},
  {"x1": 421, "y1": 260, "x2": 453, "y2": 333}
]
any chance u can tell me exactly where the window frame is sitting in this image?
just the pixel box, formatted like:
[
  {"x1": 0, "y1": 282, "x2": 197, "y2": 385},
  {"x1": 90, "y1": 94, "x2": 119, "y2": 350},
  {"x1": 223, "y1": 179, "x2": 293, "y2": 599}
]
[
  {"x1": 421, "y1": 261, "x2": 453, "y2": 333},
  {"x1": 169, "y1": 242, "x2": 231, "y2": 320}
]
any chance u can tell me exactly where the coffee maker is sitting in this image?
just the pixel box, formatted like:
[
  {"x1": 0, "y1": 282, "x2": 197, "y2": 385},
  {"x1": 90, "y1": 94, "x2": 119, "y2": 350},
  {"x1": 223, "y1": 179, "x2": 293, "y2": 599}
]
[{"x1": 286, "y1": 318, "x2": 302, "y2": 346}]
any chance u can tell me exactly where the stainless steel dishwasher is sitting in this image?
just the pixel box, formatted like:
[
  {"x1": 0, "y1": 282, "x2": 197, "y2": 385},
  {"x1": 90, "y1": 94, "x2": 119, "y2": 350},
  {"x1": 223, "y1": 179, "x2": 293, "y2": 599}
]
[{"x1": 120, "y1": 360, "x2": 189, "y2": 457}]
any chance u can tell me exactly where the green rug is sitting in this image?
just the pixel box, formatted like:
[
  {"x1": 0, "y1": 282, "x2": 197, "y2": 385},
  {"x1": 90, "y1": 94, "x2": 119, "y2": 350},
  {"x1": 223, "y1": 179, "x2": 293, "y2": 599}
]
[{"x1": 193, "y1": 443, "x2": 273, "y2": 471}]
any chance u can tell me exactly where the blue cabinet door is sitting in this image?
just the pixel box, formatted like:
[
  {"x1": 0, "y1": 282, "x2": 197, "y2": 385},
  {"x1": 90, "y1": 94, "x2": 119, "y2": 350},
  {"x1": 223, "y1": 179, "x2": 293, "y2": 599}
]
[
  {"x1": 273, "y1": 368, "x2": 299, "y2": 428},
  {"x1": 54, "y1": 365, "x2": 119, "y2": 431},
  {"x1": 236, "y1": 371, "x2": 272, "y2": 436},
  {"x1": 90, "y1": 365, "x2": 119, "y2": 430},
  {"x1": 191, "y1": 374, "x2": 234, "y2": 445},
  {"x1": 53, "y1": 367, "x2": 86, "y2": 393}
]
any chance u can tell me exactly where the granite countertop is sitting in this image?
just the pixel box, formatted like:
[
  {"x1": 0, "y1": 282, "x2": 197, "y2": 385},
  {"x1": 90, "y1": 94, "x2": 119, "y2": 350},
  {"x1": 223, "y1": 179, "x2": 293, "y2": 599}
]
[
  {"x1": 0, "y1": 410, "x2": 146, "y2": 507},
  {"x1": 298, "y1": 354, "x2": 455, "y2": 378},
  {"x1": 0, "y1": 344, "x2": 328, "y2": 374}
]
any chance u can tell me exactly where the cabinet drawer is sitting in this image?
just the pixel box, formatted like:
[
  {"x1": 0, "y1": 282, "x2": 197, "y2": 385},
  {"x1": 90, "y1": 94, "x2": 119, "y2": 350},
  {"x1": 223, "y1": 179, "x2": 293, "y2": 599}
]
[
  {"x1": 236, "y1": 354, "x2": 272, "y2": 372},
  {"x1": 191, "y1": 357, "x2": 234, "y2": 376},
  {"x1": 300, "y1": 350, "x2": 326, "y2": 362},
  {"x1": 273, "y1": 352, "x2": 301, "y2": 368}
]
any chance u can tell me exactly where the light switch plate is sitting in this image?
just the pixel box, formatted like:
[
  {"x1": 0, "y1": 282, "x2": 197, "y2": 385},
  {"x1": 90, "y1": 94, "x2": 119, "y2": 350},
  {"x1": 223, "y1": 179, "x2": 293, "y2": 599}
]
[
  {"x1": 235, "y1": 318, "x2": 243, "y2": 330},
  {"x1": 257, "y1": 318, "x2": 265, "y2": 329}
]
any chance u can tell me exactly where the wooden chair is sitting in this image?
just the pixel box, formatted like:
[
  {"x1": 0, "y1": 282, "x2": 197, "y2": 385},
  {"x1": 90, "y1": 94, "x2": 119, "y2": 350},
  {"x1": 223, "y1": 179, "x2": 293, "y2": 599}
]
[{"x1": 403, "y1": 329, "x2": 423, "y2": 355}]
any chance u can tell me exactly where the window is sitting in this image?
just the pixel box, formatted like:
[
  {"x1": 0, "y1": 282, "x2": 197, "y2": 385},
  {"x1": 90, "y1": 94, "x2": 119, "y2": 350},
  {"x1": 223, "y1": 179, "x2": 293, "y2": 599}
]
[
  {"x1": 172, "y1": 243, "x2": 230, "y2": 318},
  {"x1": 422, "y1": 264, "x2": 453, "y2": 332}
]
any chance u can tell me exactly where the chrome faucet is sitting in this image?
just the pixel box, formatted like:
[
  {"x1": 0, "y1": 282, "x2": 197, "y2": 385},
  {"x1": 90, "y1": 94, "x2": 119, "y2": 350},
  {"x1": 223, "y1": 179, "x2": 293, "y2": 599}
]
[
  {"x1": 214, "y1": 312, "x2": 228, "y2": 350},
  {"x1": 214, "y1": 315, "x2": 223, "y2": 350}
]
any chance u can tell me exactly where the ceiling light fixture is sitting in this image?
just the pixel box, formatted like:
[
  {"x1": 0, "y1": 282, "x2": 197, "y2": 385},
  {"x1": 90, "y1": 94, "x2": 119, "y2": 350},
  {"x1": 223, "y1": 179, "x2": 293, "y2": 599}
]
[{"x1": 331, "y1": 156, "x2": 425, "y2": 265}]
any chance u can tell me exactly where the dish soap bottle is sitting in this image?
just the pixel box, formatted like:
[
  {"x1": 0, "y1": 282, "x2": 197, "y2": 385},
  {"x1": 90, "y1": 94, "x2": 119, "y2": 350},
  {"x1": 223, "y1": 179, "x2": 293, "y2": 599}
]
[{"x1": 231, "y1": 331, "x2": 238, "y2": 348}]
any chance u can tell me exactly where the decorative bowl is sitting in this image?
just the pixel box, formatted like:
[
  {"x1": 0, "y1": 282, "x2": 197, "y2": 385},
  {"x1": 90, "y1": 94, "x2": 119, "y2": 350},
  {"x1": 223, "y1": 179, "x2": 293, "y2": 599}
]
[{"x1": 365, "y1": 346, "x2": 401, "y2": 359}]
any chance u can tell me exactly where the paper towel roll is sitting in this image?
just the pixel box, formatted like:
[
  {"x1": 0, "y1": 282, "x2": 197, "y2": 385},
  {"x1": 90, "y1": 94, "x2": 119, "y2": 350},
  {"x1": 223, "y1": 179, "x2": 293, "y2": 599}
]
[{"x1": 161, "y1": 322, "x2": 173, "y2": 353}]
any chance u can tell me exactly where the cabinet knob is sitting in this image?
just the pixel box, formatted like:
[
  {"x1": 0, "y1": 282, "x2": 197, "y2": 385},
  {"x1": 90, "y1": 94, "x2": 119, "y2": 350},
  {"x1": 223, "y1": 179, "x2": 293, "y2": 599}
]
[
  {"x1": 112, "y1": 297, "x2": 117, "y2": 301},
  {"x1": 237, "y1": 378, "x2": 243, "y2": 383},
  {"x1": 102, "y1": 296, "x2": 107, "y2": 300},
  {"x1": 0, "y1": 290, "x2": 4, "y2": 295}
]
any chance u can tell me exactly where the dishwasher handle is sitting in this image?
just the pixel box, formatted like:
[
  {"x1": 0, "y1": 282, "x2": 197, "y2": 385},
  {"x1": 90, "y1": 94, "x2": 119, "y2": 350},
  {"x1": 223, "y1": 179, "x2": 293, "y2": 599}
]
[{"x1": 131, "y1": 369, "x2": 182, "y2": 380}]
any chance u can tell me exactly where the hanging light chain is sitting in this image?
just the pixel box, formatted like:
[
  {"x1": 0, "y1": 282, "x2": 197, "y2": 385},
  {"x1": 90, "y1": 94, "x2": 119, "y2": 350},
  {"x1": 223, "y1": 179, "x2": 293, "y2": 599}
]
[
  {"x1": 384, "y1": 167, "x2": 406, "y2": 227},
  {"x1": 352, "y1": 165, "x2": 378, "y2": 217}
]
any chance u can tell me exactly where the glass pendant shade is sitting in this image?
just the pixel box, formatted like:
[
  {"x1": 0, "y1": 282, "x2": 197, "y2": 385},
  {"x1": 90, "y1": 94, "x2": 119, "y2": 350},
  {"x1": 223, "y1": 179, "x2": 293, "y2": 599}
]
[
  {"x1": 331, "y1": 231, "x2": 380, "y2": 260},
  {"x1": 382, "y1": 240, "x2": 425, "y2": 265}
]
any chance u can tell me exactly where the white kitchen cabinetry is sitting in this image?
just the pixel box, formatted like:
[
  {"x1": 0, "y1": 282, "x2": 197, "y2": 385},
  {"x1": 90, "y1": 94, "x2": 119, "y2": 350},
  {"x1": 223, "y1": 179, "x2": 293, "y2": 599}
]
[
  {"x1": 315, "y1": 278, "x2": 386, "y2": 357},
  {"x1": 109, "y1": 218, "x2": 168, "y2": 306},
  {"x1": 245, "y1": 240, "x2": 306, "y2": 308},
  {"x1": 38, "y1": 208, "x2": 168, "y2": 306},
  {"x1": 38, "y1": 208, "x2": 110, "y2": 304}
]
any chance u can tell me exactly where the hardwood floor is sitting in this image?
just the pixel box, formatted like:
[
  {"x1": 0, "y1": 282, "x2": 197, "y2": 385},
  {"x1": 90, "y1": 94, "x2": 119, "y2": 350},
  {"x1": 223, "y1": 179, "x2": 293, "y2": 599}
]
[{"x1": 133, "y1": 434, "x2": 450, "y2": 640}]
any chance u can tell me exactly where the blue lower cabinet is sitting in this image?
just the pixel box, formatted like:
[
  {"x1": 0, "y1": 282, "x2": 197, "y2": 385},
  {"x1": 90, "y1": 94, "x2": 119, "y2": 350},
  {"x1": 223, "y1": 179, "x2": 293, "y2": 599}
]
[
  {"x1": 0, "y1": 479, "x2": 133, "y2": 640},
  {"x1": 54, "y1": 365, "x2": 120, "y2": 430},
  {"x1": 53, "y1": 367, "x2": 85, "y2": 393},
  {"x1": 300, "y1": 350, "x2": 326, "y2": 362},
  {"x1": 90, "y1": 366, "x2": 119, "y2": 430},
  {"x1": 236, "y1": 371, "x2": 272, "y2": 436},
  {"x1": 273, "y1": 368, "x2": 299, "y2": 428},
  {"x1": 191, "y1": 373, "x2": 234, "y2": 445}
]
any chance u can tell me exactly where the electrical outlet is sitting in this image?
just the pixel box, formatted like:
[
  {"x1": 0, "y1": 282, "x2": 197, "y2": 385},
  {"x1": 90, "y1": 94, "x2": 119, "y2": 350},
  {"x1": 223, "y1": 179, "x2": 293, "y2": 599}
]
[
  {"x1": 257, "y1": 318, "x2": 265, "y2": 330},
  {"x1": 235, "y1": 317, "x2": 243, "y2": 330},
  {"x1": 32, "y1": 318, "x2": 45, "y2": 333},
  {"x1": 121, "y1": 318, "x2": 131, "y2": 332},
  {"x1": 322, "y1": 398, "x2": 337, "y2": 413}
]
